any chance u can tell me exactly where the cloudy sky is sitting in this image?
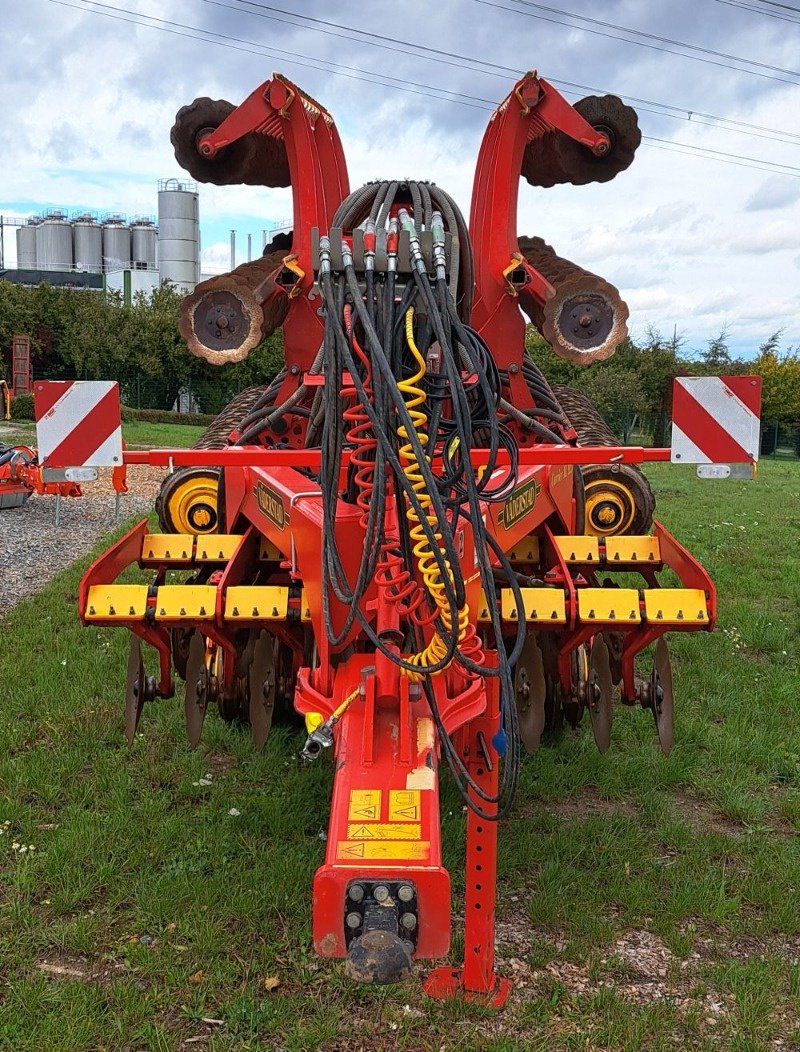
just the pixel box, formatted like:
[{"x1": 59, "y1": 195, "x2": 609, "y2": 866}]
[{"x1": 2, "y1": 0, "x2": 800, "y2": 357}]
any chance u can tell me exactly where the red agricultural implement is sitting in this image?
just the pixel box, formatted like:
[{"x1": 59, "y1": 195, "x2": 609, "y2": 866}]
[
  {"x1": 78, "y1": 71, "x2": 742, "y2": 1004},
  {"x1": 0, "y1": 444, "x2": 83, "y2": 510}
]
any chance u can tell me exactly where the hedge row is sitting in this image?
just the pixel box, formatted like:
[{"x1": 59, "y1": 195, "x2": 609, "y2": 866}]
[
  {"x1": 9, "y1": 394, "x2": 213, "y2": 427},
  {"x1": 9, "y1": 394, "x2": 34, "y2": 420}
]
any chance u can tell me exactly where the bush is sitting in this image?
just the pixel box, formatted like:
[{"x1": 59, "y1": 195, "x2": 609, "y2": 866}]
[
  {"x1": 120, "y1": 405, "x2": 215, "y2": 426},
  {"x1": 10, "y1": 393, "x2": 34, "y2": 420}
]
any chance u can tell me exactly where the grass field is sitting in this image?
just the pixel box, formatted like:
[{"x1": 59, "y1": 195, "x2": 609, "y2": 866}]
[
  {"x1": 1, "y1": 419, "x2": 204, "y2": 449},
  {"x1": 0, "y1": 462, "x2": 798, "y2": 1051}
]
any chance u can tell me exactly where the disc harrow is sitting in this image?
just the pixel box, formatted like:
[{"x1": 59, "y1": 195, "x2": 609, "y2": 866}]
[
  {"x1": 179, "y1": 249, "x2": 290, "y2": 366},
  {"x1": 171, "y1": 97, "x2": 290, "y2": 187},
  {"x1": 75, "y1": 69, "x2": 724, "y2": 1007},
  {"x1": 522, "y1": 94, "x2": 641, "y2": 188},
  {"x1": 518, "y1": 236, "x2": 629, "y2": 364}
]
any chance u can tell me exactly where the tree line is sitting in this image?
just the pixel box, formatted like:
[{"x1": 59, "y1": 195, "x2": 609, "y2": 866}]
[
  {"x1": 528, "y1": 326, "x2": 800, "y2": 438},
  {"x1": 0, "y1": 280, "x2": 282, "y2": 416},
  {"x1": 2, "y1": 279, "x2": 799, "y2": 429}
]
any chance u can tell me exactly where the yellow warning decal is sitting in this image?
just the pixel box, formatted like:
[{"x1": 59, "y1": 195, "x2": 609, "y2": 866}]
[
  {"x1": 348, "y1": 790, "x2": 382, "y2": 822},
  {"x1": 389, "y1": 790, "x2": 421, "y2": 822},
  {"x1": 347, "y1": 823, "x2": 421, "y2": 841},
  {"x1": 336, "y1": 840, "x2": 430, "y2": 861}
]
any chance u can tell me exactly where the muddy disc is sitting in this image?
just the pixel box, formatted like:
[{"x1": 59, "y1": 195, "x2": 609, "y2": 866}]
[
  {"x1": 553, "y1": 95, "x2": 641, "y2": 186},
  {"x1": 249, "y1": 630, "x2": 277, "y2": 751},
  {"x1": 515, "y1": 635, "x2": 547, "y2": 752},
  {"x1": 125, "y1": 635, "x2": 146, "y2": 745},
  {"x1": 651, "y1": 638, "x2": 675, "y2": 756},
  {"x1": 184, "y1": 632, "x2": 209, "y2": 749},
  {"x1": 588, "y1": 636, "x2": 614, "y2": 753}
]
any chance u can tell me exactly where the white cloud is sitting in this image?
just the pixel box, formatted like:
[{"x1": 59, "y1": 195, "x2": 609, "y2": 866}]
[{"x1": 2, "y1": 0, "x2": 800, "y2": 353}]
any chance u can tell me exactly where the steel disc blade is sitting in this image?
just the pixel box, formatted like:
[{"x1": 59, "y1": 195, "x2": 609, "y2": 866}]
[
  {"x1": 515, "y1": 635, "x2": 546, "y2": 753},
  {"x1": 652, "y1": 638, "x2": 675, "y2": 756},
  {"x1": 124, "y1": 635, "x2": 145, "y2": 745},
  {"x1": 249, "y1": 630, "x2": 276, "y2": 751},
  {"x1": 184, "y1": 632, "x2": 209, "y2": 749},
  {"x1": 589, "y1": 635, "x2": 614, "y2": 754}
]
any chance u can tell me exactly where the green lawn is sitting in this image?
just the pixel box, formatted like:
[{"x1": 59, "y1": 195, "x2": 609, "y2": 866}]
[
  {"x1": 1, "y1": 419, "x2": 204, "y2": 449},
  {"x1": 0, "y1": 462, "x2": 798, "y2": 1051}
]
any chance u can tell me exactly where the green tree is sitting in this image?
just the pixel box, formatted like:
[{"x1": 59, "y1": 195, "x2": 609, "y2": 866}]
[{"x1": 752, "y1": 333, "x2": 800, "y2": 425}]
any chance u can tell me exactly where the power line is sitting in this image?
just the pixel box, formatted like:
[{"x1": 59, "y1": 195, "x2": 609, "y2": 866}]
[
  {"x1": 216, "y1": 0, "x2": 800, "y2": 146},
  {"x1": 474, "y1": 0, "x2": 800, "y2": 86},
  {"x1": 710, "y1": 0, "x2": 800, "y2": 23},
  {"x1": 43, "y1": 0, "x2": 800, "y2": 179},
  {"x1": 644, "y1": 135, "x2": 800, "y2": 175},
  {"x1": 752, "y1": 0, "x2": 800, "y2": 13},
  {"x1": 47, "y1": 0, "x2": 497, "y2": 110},
  {"x1": 508, "y1": 0, "x2": 800, "y2": 78}
]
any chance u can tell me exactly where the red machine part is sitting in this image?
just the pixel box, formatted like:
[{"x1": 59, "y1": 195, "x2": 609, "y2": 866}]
[{"x1": 74, "y1": 68, "x2": 733, "y2": 1007}]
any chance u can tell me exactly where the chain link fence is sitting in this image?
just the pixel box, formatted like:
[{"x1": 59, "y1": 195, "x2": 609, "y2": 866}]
[
  {"x1": 32, "y1": 368, "x2": 257, "y2": 417},
  {"x1": 23, "y1": 365, "x2": 800, "y2": 459}
]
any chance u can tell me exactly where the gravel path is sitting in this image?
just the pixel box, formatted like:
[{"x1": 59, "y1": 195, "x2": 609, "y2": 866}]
[{"x1": 0, "y1": 466, "x2": 165, "y2": 618}]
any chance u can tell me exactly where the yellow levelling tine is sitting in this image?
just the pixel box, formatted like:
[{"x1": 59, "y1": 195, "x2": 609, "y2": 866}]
[
  {"x1": 501, "y1": 587, "x2": 567, "y2": 624},
  {"x1": 603, "y1": 535, "x2": 662, "y2": 563},
  {"x1": 224, "y1": 586, "x2": 289, "y2": 621},
  {"x1": 154, "y1": 585, "x2": 217, "y2": 621},
  {"x1": 141, "y1": 533, "x2": 195, "y2": 564},
  {"x1": 195, "y1": 535, "x2": 243, "y2": 563},
  {"x1": 85, "y1": 584, "x2": 149, "y2": 621},
  {"x1": 643, "y1": 589, "x2": 709, "y2": 625},
  {"x1": 553, "y1": 536, "x2": 600, "y2": 564},
  {"x1": 507, "y1": 536, "x2": 540, "y2": 563},
  {"x1": 577, "y1": 588, "x2": 641, "y2": 624}
]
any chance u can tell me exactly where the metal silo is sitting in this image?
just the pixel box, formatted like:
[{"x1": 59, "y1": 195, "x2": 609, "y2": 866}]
[
  {"x1": 157, "y1": 178, "x2": 199, "y2": 293},
  {"x1": 36, "y1": 211, "x2": 73, "y2": 271},
  {"x1": 72, "y1": 214, "x2": 103, "y2": 273},
  {"x1": 130, "y1": 217, "x2": 158, "y2": 269},
  {"x1": 16, "y1": 220, "x2": 38, "y2": 268},
  {"x1": 102, "y1": 215, "x2": 131, "y2": 272}
]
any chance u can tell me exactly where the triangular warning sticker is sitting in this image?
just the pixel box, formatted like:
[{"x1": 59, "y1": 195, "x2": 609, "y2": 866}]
[{"x1": 393, "y1": 806, "x2": 418, "y2": 820}]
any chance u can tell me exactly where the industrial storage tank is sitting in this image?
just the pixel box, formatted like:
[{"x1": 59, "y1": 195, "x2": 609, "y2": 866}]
[
  {"x1": 102, "y1": 215, "x2": 131, "y2": 272},
  {"x1": 36, "y1": 212, "x2": 73, "y2": 271},
  {"x1": 130, "y1": 217, "x2": 158, "y2": 269},
  {"x1": 16, "y1": 220, "x2": 38, "y2": 268},
  {"x1": 72, "y1": 215, "x2": 103, "y2": 273},
  {"x1": 157, "y1": 178, "x2": 199, "y2": 293}
]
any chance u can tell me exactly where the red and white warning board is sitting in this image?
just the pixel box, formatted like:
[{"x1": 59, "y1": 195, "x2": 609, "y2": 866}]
[
  {"x1": 671, "y1": 376, "x2": 762, "y2": 466},
  {"x1": 34, "y1": 381, "x2": 123, "y2": 468}
]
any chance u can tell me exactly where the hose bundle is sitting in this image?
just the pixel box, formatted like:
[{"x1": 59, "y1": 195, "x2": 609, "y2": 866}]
[{"x1": 316, "y1": 181, "x2": 529, "y2": 819}]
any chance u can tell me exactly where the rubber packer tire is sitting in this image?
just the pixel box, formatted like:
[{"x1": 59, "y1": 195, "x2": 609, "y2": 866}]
[
  {"x1": 551, "y1": 383, "x2": 655, "y2": 535},
  {"x1": 155, "y1": 466, "x2": 221, "y2": 535}
]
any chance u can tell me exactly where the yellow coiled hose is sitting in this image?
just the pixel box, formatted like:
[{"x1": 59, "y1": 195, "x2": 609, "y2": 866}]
[{"x1": 397, "y1": 307, "x2": 471, "y2": 679}]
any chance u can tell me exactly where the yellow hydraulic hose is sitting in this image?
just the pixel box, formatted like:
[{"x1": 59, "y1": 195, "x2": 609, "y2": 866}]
[{"x1": 397, "y1": 307, "x2": 471, "y2": 679}]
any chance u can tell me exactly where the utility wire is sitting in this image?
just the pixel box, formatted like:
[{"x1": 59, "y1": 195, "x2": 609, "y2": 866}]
[
  {"x1": 506, "y1": 0, "x2": 800, "y2": 79},
  {"x1": 46, "y1": 0, "x2": 800, "y2": 179},
  {"x1": 475, "y1": 0, "x2": 800, "y2": 85},
  {"x1": 216, "y1": 0, "x2": 800, "y2": 146},
  {"x1": 752, "y1": 0, "x2": 800, "y2": 13},
  {"x1": 711, "y1": 0, "x2": 800, "y2": 23}
]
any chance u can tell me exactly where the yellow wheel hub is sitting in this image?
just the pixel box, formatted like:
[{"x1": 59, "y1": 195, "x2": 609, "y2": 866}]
[
  {"x1": 584, "y1": 478, "x2": 637, "y2": 537},
  {"x1": 166, "y1": 473, "x2": 219, "y2": 535}
]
